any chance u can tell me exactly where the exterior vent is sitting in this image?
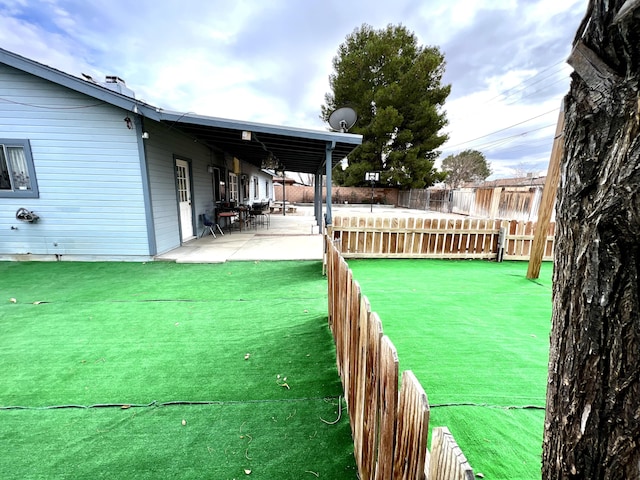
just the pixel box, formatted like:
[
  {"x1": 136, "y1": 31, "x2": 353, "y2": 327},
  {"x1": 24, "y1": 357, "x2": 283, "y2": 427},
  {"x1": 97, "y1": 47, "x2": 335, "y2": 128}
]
[{"x1": 102, "y1": 75, "x2": 135, "y2": 98}]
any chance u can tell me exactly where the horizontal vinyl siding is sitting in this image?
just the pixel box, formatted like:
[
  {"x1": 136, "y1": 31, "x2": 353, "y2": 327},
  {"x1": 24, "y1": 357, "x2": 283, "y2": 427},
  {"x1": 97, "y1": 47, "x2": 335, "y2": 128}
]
[
  {"x1": 0, "y1": 64, "x2": 150, "y2": 258},
  {"x1": 144, "y1": 121, "x2": 223, "y2": 254}
]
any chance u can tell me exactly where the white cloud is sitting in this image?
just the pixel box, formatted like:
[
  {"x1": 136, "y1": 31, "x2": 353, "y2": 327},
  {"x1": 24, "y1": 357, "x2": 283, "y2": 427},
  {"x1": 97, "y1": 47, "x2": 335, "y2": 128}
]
[{"x1": 0, "y1": 0, "x2": 589, "y2": 177}]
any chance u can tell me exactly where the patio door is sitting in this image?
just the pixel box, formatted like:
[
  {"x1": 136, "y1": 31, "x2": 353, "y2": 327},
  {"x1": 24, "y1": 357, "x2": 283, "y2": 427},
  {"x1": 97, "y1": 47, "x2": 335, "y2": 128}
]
[{"x1": 175, "y1": 159, "x2": 194, "y2": 241}]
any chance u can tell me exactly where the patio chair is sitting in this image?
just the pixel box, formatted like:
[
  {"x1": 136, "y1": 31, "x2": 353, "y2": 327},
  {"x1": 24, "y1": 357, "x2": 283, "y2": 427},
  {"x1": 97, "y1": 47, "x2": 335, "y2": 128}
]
[
  {"x1": 200, "y1": 212, "x2": 224, "y2": 238},
  {"x1": 249, "y1": 202, "x2": 270, "y2": 228}
]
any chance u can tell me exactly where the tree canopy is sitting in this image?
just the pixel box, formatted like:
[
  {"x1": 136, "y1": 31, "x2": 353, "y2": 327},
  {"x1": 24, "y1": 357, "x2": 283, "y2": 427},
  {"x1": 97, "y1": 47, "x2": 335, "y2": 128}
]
[
  {"x1": 441, "y1": 149, "x2": 492, "y2": 188},
  {"x1": 322, "y1": 24, "x2": 450, "y2": 188}
]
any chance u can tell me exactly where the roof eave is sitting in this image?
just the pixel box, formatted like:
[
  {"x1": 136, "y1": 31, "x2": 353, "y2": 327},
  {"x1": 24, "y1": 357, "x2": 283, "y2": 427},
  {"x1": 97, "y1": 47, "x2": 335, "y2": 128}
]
[{"x1": 158, "y1": 110, "x2": 362, "y2": 145}]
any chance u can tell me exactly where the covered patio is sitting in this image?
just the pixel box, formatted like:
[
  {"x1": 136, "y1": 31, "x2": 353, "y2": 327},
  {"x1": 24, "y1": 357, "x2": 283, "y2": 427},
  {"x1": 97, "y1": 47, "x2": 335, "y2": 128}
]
[{"x1": 159, "y1": 111, "x2": 363, "y2": 229}]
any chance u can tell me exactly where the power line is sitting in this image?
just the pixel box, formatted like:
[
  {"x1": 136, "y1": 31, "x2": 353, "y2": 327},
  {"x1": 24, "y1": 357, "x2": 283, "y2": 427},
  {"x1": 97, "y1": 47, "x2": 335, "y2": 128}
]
[
  {"x1": 504, "y1": 76, "x2": 571, "y2": 106},
  {"x1": 468, "y1": 124, "x2": 556, "y2": 152},
  {"x1": 481, "y1": 59, "x2": 568, "y2": 106},
  {"x1": 443, "y1": 108, "x2": 559, "y2": 151}
]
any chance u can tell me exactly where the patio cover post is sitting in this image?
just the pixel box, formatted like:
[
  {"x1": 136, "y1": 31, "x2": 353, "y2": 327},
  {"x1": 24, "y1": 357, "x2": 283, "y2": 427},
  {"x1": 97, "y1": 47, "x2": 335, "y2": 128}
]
[
  {"x1": 314, "y1": 171, "x2": 322, "y2": 229},
  {"x1": 325, "y1": 141, "x2": 335, "y2": 226}
]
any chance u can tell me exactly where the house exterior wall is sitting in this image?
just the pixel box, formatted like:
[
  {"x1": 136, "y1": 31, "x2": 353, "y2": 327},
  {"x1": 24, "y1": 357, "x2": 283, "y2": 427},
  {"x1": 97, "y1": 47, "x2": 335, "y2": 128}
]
[
  {"x1": 143, "y1": 122, "x2": 274, "y2": 254},
  {"x1": 242, "y1": 165, "x2": 273, "y2": 205},
  {"x1": 0, "y1": 64, "x2": 150, "y2": 260},
  {"x1": 0, "y1": 62, "x2": 275, "y2": 260},
  {"x1": 142, "y1": 120, "x2": 224, "y2": 254}
]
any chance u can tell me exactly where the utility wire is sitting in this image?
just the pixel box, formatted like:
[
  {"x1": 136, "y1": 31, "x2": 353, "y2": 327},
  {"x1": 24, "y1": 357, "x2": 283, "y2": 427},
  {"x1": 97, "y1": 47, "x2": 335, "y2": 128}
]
[
  {"x1": 443, "y1": 108, "x2": 559, "y2": 152},
  {"x1": 504, "y1": 76, "x2": 571, "y2": 106},
  {"x1": 480, "y1": 59, "x2": 569, "y2": 106},
  {"x1": 0, "y1": 96, "x2": 107, "y2": 110},
  {"x1": 458, "y1": 123, "x2": 556, "y2": 152}
]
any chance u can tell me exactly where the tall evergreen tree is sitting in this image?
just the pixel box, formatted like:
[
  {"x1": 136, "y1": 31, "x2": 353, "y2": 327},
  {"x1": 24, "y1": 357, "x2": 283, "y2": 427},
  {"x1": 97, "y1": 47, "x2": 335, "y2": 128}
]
[{"x1": 322, "y1": 24, "x2": 450, "y2": 188}]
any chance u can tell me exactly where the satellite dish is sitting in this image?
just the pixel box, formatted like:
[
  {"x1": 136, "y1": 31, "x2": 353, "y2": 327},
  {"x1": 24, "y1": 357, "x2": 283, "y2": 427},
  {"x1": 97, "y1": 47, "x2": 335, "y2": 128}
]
[{"x1": 328, "y1": 107, "x2": 357, "y2": 132}]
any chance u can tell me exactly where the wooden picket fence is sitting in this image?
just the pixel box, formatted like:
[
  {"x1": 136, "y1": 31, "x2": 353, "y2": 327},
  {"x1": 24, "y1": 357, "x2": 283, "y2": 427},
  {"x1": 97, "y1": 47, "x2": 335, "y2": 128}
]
[
  {"x1": 330, "y1": 216, "x2": 555, "y2": 261},
  {"x1": 326, "y1": 235, "x2": 474, "y2": 480}
]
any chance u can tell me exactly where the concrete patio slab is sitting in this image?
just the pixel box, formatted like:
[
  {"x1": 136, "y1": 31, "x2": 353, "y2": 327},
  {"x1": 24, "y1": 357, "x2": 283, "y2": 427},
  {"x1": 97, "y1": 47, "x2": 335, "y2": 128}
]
[{"x1": 155, "y1": 205, "x2": 465, "y2": 264}]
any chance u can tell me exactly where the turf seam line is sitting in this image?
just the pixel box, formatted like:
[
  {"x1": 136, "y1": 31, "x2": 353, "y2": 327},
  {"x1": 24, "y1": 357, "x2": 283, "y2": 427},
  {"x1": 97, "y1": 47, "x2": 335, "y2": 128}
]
[
  {"x1": 0, "y1": 396, "x2": 343, "y2": 411},
  {"x1": 7, "y1": 297, "x2": 324, "y2": 305},
  {"x1": 431, "y1": 402, "x2": 545, "y2": 410}
]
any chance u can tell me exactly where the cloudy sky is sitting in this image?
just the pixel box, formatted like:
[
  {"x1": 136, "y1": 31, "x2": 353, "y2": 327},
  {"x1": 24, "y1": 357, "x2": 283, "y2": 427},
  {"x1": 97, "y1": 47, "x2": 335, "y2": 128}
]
[{"x1": 0, "y1": 0, "x2": 587, "y2": 179}]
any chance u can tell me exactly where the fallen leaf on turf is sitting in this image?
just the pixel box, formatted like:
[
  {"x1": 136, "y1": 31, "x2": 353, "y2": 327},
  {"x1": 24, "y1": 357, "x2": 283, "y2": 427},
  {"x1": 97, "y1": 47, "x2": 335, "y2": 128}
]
[
  {"x1": 181, "y1": 419, "x2": 187, "y2": 426},
  {"x1": 9, "y1": 298, "x2": 16, "y2": 303}
]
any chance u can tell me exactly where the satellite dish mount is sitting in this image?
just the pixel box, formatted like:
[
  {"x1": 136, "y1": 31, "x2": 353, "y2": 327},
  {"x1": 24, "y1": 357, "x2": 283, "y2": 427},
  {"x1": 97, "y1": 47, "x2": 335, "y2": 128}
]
[{"x1": 328, "y1": 107, "x2": 357, "y2": 133}]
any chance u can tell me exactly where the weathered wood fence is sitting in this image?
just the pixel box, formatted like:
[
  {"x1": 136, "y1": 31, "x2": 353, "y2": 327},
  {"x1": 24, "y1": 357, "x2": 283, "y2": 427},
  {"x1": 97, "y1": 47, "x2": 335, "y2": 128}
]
[
  {"x1": 326, "y1": 235, "x2": 474, "y2": 479},
  {"x1": 398, "y1": 185, "x2": 547, "y2": 222},
  {"x1": 330, "y1": 216, "x2": 555, "y2": 261}
]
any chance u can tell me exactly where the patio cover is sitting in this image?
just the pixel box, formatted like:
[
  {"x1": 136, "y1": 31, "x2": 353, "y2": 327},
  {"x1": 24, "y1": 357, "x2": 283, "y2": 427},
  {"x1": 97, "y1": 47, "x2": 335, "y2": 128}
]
[
  {"x1": 157, "y1": 112, "x2": 363, "y2": 226},
  {"x1": 159, "y1": 112, "x2": 361, "y2": 175}
]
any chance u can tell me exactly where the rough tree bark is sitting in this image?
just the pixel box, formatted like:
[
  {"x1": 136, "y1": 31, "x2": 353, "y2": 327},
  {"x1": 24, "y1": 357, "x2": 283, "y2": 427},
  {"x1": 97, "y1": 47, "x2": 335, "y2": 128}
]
[{"x1": 543, "y1": 1, "x2": 640, "y2": 479}]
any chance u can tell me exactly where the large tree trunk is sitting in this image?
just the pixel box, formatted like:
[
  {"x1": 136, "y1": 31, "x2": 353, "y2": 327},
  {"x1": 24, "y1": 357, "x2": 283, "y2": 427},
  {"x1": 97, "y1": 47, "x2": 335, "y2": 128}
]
[{"x1": 542, "y1": 1, "x2": 640, "y2": 479}]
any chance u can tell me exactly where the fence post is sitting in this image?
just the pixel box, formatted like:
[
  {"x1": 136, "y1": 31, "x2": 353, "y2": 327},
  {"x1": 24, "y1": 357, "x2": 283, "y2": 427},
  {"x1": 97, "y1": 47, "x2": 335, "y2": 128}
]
[
  {"x1": 527, "y1": 105, "x2": 564, "y2": 278},
  {"x1": 497, "y1": 227, "x2": 507, "y2": 262}
]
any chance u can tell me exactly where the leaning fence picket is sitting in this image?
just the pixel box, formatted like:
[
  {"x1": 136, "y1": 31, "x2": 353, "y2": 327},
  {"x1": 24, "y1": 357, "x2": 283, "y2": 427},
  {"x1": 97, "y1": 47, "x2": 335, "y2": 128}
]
[
  {"x1": 363, "y1": 311, "x2": 383, "y2": 478},
  {"x1": 429, "y1": 427, "x2": 474, "y2": 480},
  {"x1": 393, "y1": 371, "x2": 430, "y2": 480},
  {"x1": 376, "y1": 335, "x2": 399, "y2": 480},
  {"x1": 348, "y1": 278, "x2": 363, "y2": 464}
]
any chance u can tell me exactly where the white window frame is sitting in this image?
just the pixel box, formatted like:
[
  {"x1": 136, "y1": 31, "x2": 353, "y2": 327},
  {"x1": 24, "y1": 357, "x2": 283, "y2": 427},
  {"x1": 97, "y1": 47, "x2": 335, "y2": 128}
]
[
  {"x1": 229, "y1": 172, "x2": 238, "y2": 202},
  {"x1": 252, "y1": 176, "x2": 259, "y2": 199},
  {"x1": 0, "y1": 139, "x2": 39, "y2": 198}
]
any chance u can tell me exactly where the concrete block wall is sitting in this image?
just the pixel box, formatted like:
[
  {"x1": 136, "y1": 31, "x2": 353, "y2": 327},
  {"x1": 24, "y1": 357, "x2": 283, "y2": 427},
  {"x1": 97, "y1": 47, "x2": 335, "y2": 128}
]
[{"x1": 275, "y1": 185, "x2": 399, "y2": 205}]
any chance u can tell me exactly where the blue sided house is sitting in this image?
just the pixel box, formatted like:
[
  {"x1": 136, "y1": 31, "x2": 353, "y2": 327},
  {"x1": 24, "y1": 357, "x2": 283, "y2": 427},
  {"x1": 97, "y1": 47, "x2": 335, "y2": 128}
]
[{"x1": 0, "y1": 47, "x2": 361, "y2": 261}]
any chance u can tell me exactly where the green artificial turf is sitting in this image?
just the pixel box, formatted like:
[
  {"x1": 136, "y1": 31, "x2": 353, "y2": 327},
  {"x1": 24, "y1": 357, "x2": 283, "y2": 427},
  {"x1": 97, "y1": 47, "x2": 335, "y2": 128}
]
[
  {"x1": 0, "y1": 261, "x2": 356, "y2": 479},
  {"x1": 347, "y1": 259, "x2": 553, "y2": 480}
]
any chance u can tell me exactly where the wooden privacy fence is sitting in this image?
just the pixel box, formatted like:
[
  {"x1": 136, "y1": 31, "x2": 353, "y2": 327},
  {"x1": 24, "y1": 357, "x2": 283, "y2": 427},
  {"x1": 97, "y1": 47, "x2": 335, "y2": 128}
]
[
  {"x1": 398, "y1": 186, "x2": 547, "y2": 222},
  {"x1": 326, "y1": 236, "x2": 474, "y2": 480},
  {"x1": 330, "y1": 216, "x2": 555, "y2": 261}
]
